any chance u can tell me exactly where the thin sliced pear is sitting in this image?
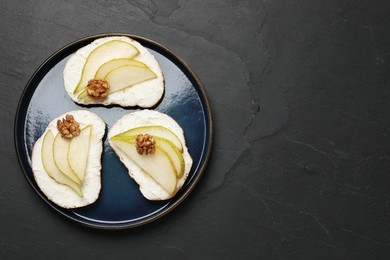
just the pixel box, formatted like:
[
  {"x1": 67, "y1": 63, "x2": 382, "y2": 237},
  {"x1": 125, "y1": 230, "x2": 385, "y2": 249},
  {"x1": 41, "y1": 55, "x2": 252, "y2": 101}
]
[
  {"x1": 68, "y1": 125, "x2": 92, "y2": 182},
  {"x1": 53, "y1": 133, "x2": 81, "y2": 184},
  {"x1": 111, "y1": 135, "x2": 184, "y2": 178},
  {"x1": 154, "y1": 136, "x2": 184, "y2": 178},
  {"x1": 73, "y1": 40, "x2": 139, "y2": 94},
  {"x1": 77, "y1": 89, "x2": 94, "y2": 104},
  {"x1": 111, "y1": 125, "x2": 183, "y2": 152},
  {"x1": 95, "y1": 58, "x2": 147, "y2": 79},
  {"x1": 41, "y1": 131, "x2": 83, "y2": 196},
  {"x1": 112, "y1": 140, "x2": 177, "y2": 194},
  {"x1": 105, "y1": 65, "x2": 157, "y2": 94},
  {"x1": 77, "y1": 88, "x2": 88, "y2": 100}
]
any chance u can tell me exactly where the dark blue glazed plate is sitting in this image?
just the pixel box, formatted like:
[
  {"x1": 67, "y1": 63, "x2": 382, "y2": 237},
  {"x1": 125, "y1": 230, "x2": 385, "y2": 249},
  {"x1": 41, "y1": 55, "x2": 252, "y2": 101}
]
[{"x1": 14, "y1": 34, "x2": 212, "y2": 229}]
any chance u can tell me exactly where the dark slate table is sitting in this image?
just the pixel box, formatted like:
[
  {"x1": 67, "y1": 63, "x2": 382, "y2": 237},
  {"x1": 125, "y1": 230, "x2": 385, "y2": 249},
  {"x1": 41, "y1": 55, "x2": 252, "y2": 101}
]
[{"x1": 1, "y1": 1, "x2": 390, "y2": 259}]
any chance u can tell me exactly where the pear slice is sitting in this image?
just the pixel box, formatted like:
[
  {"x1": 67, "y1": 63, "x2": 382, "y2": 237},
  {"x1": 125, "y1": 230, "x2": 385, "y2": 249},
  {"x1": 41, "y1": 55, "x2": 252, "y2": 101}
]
[
  {"x1": 73, "y1": 40, "x2": 139, "y2": 94},
  {"x1": 111, "y1": 125, "x2": 183, "y2": 152},
  {"x1": 111, "y1": 135, "x2": 184, "y2": 177},
  {"x1": 77, "y1": 88, "x2": 88, "y2": 100},
  {"x1": 95, "y1": 58, "x2": 147, "y2": 80},
  {"x1": 41, "y1": 130, "x2": 83, "y2": 196},
  {"x1": 53, "y1": 133, "x2": 81, "y2": 184},
  {"x1": 105, "y1": 65, "x2": 157, "y2": 95},
  {"x1": 68, "y1": 125, "x2": 92, "y2": 182},
  {"x1": 112, "y1": 139, "x2": 177, "y2": 194},
  {"x1": 154, "y1": 136, "x2": 185, "y2": 178}
]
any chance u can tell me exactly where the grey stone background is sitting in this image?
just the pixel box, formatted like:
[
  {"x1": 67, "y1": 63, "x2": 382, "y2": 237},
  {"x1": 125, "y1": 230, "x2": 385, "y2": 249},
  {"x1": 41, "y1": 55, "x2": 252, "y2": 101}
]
[{"x1": 1, "y1": 0, "x2": 390, "y2": 259}]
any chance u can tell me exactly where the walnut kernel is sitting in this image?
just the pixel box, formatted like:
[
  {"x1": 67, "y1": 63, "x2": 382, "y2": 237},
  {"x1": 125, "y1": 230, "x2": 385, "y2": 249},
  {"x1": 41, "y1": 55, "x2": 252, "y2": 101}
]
[
  {"x1": 57, "y1": 114, "x2": 80, "y2": 139},
  {"x1": 136, "y1": 134, "x2": 156, "y2": 155},
  {"x1": 87, "y1": 79, "x2": 110, "y2": 99}
]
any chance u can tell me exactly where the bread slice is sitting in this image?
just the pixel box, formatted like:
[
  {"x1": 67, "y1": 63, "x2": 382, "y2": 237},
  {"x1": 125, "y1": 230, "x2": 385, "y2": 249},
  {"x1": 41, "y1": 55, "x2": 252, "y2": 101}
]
[
  {"x1": 63, "y1": 36, "x2": 164, "y2": 108},
  {"x1": 31, "y1": 110, "x2": 105, "y2": 208},
  {"x1": 108, "y1": 110, "x2": 193, "y2": 200}
]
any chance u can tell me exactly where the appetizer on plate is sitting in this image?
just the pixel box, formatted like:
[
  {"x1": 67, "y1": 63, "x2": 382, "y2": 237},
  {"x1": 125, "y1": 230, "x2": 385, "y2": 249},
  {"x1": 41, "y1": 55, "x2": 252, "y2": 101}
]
[
  {"x1": 108, "y1": 110, "x2": 193, "y2": 200},
  {"x1": 64, "y1": 36, "x2": 164, "y2": 107},
  {"x1": 31, "y1": 110, "x2": 105, "y2": 208}
]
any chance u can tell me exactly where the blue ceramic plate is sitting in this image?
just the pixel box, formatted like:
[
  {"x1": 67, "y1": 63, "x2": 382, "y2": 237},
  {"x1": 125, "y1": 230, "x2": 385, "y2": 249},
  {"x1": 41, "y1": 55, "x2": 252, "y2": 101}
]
[{"x1": 14, "y1": 34, "x2": 212, "y2": 229}]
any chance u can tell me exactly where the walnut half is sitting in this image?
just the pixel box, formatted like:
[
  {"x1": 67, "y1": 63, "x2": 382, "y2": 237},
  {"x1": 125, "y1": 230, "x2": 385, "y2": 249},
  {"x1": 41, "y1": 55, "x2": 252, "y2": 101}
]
[
  {"x1": 87, "y1": 79, "x2": 110, "y2": 99},
  {"x1": 57, "y1": 114, "x2": 80, "y2": 139},
  {"x1": 136, "y1": 134, "x2": 156, "y2": 155}
]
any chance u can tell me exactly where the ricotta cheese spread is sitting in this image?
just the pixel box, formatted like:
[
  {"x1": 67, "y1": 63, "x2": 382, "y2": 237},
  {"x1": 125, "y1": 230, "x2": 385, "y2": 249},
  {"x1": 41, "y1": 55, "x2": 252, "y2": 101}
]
[
  {"x1": 31, "y1": 110, "x2": 105, "y2": 208},
  {"x1": 63, "y1": 36, "x2": 164, "y2": 107},
  {"x1": 108, "y1": 110, "x2": 193, "y2": 200}
]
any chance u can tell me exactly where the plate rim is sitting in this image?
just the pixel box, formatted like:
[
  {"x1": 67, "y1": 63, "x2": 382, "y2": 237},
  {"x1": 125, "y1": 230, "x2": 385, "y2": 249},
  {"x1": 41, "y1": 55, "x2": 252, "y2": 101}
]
[{"x1": 14, "y1": 33, "x2": 213, "y2": 229}]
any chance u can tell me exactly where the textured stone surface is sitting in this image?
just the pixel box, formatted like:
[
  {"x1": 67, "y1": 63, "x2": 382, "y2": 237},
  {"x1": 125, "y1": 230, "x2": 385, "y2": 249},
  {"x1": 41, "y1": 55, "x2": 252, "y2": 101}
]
[{"x1": 1, "y1": 0, "x2": 390, "y2": 259}]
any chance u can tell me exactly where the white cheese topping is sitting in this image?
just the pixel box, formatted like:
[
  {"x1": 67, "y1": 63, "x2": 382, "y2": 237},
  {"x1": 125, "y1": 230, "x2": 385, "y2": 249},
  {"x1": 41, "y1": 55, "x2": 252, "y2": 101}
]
[
  {"x1": 31, "y1": 110, "x2": 105, "y2": 208},
  {"x1": 108, "y1": 110, "x2": 193, "y2": 200},
  {"x1": 63, "y1": 36, "x2": 164, "y2": 107}
]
